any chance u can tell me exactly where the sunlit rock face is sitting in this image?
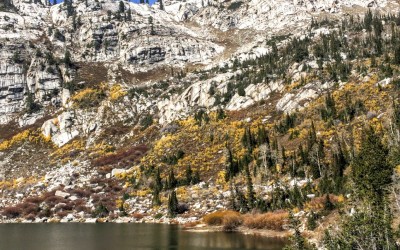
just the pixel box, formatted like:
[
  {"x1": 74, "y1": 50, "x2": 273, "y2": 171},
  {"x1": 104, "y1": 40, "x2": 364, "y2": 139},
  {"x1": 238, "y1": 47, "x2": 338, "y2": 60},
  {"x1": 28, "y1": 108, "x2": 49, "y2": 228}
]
[{"x1": 0, "y1": 0, "x2": 393, "y2": 127}]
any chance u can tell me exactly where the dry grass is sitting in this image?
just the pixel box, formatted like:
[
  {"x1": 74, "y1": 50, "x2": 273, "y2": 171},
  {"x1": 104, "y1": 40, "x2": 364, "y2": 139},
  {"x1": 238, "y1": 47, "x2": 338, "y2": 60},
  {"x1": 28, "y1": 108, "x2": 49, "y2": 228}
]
[{"x1": 242, "y1": 211, "x2": 289, "y2": 231}]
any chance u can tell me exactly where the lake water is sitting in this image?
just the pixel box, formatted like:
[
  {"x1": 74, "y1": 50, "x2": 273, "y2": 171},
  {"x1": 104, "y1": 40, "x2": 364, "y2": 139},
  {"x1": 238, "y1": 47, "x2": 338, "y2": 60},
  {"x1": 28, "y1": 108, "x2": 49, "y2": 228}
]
[{"x1": 0, "y1": 223, "x2": 287, "y2": 250}]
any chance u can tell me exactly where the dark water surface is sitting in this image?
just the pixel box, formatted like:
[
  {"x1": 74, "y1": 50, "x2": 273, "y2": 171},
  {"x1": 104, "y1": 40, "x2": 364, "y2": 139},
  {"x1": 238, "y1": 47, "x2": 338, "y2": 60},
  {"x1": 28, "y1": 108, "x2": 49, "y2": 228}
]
[{"x1": 0, "y1": 223, "x2": 286, "y2": 250}]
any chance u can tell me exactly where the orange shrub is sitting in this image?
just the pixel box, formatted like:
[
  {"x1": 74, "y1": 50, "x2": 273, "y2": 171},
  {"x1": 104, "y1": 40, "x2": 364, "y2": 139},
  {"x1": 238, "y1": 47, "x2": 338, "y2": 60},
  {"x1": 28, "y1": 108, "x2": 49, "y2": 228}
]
[
  {"x1": 305, "y1": 194, "x2": 338, "y2": 211},
  {"x1": 222, "y1": 212, "x2": 243, "y2": 231},
  {"x1": 132, "y1": 213, "x2": 145, "y2": 220},
  {"x1": 203, "y1": 210, "x2": 240, "y2": 226},
  {"x1": 243, "y1": 211, "x2": 289, "y2": 231}
]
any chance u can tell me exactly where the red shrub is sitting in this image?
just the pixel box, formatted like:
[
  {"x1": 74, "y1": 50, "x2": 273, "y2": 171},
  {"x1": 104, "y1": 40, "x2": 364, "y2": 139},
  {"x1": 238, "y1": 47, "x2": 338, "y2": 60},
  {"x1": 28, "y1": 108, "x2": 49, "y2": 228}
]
[
  {"x1": 25, "y1": 196, "x2": 44, "y2": 204},
  {"x1": 92, "y1": 144, "x2": 148, "y2": 167},
  {"x1": 70, "y1": 188, "x2": 91, "y2": 198},
  {"x1": 16, "y1": 202, "x2": 39, "y2": 216},
  {"x1": 2, "y1": 206, "x2": 22, "y2": 218}
]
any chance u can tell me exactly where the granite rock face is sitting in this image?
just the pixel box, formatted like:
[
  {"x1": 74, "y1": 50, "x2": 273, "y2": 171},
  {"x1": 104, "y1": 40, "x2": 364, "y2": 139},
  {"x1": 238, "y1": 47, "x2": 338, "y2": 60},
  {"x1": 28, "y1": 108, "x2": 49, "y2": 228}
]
[{"x1": 0, "y1": 0, "x2": 395, "y2": 133}]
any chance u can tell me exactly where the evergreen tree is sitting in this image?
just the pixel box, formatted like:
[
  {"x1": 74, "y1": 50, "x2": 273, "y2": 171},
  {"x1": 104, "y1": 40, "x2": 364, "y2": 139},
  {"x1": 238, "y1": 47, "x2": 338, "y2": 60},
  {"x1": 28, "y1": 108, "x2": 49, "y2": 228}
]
[
  {"x1": 167, "y1": 190, "x2": 178, "y2": 217},
  {"x1": 225, "y1": 147, "x2": 238, "y2": 180},
  {"x1": 26, "y1": 92, "x2": 40, "y2": 114},
  {"x1": 216, "y1": 108, "x2": 226, "y2": 120},
  {"x1": 127, "y1": 9, "x2": 132, "y2": 21},
  {"x1": 284, "y1": 212, "x2": 313, "y2": 250},
  {"x1": 245, "y1": 165, "x2": 255, "y2": 209},
  {"x1": 166, "y1": 169, "x2": 177, "y2": 189},
  {"x1": 323, "y1": 204, "x2": 396, "y2": 249},
  {"x1": 235, "y1": 186, "x2": 248, "y2": 213},
  {"x1": 107, "y1": 10, "x2": 112, "y2": 21},
  {"x1": 152, "y1": 167, "x2": 163, "y2": 206},
  {"x1": 229, "y1": 180, "x2": 237, "y2": 211},
  {"x1": 192, "y1": 170, "x2": 200, "y2": 184},
  {"x1": 64, "y1": 50, "x2": 72, "y2": 67},
  {"x1": 237, "y1": 85, "x2": 245, "y2": 96},
  {"x1": 119, "y1": 1, "x2": 125, "y2": 13},
  {"x1": 185, "y1": 165, "x2": 193, "y2": 185},
  {"x1": 394, "y1": 46, "x2": 400, "y2": 65},
  {"x1": 351, "y1": 127, "x2": 392, "y2": 202},
  {"x1": 323, "y1": 194, "x2": 335, "y2": 211},
  {"x1": 65, "y1": 0, "x2": 74, "y2": 17},
  {"x1": 159, "y1": 0, "x2": 164, "y2": 10},
  {"x1": 306, "y1": 211, "x2": 318, "y2": 231}
]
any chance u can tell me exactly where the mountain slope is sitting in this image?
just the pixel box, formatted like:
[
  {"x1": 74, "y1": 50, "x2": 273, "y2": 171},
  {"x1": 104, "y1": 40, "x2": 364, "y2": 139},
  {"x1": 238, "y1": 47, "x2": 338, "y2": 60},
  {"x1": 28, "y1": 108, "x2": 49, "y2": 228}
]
[{"x1": 0, "y1": 0, "x2": 400, "y2": 248}]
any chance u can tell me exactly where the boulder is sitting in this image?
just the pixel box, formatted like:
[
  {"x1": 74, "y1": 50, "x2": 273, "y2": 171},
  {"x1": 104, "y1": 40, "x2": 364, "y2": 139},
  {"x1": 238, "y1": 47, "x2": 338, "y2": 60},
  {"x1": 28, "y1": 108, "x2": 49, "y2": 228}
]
[
  {"x1": 55, "y1": 190, "x2": 70, "y2": 199},
  {"x1": 111, "y1": 169, "x2": 126, "y2": 177}
]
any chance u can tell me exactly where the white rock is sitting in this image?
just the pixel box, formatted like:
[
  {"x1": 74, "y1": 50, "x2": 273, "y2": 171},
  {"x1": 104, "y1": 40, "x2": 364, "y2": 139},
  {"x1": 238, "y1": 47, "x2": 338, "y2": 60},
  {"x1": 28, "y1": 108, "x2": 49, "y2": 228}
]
[
  {"x1": 111, "y1": 169, "x2": 126, "y2": 177},
  {"x1": 85, "y1": 218, "x2": 98, "y2": 223},
  {"x1": 55, "y1": 190, "x2": 70, "y2": 199},
  {"x1": 69, "y1": 195, "x2": 78, "y2": 201}
]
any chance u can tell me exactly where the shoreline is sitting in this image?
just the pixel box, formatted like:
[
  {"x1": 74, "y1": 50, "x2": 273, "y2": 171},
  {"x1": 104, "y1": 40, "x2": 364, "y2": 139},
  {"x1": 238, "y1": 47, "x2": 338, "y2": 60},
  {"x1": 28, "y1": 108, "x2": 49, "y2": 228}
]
[
  {"x1": 183, "y1": 224, "x2": 290, "y2": 239},
  {"x1": 0, "y1": 218, "x2": 291, "y2": 240}
]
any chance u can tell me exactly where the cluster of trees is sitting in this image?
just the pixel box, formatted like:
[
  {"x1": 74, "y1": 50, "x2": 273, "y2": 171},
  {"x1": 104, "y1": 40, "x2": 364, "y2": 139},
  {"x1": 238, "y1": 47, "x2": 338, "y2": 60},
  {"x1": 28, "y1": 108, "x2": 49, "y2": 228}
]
[
  {"x1": 206, "y1": 10, "x2": 400, "y2": 106},
  {"x1": 151, "y1": 166, "x2": 200, "y2": 212},
  {"x1": 323, "y1": 125, "x2": 398, "y2": 249}
]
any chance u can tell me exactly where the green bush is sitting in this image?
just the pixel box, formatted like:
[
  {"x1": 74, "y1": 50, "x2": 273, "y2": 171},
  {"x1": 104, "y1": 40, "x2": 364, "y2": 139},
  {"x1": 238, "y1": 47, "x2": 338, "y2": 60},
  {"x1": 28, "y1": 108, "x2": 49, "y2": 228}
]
[{"x1": 227, "y1": 1, "x2": 243, "y2": 11}]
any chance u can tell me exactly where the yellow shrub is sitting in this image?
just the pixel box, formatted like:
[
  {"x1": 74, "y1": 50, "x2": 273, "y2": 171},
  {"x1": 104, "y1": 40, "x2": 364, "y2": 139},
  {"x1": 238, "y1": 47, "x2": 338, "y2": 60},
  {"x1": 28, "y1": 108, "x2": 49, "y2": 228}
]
[
  {"x1": 51, "y1": 139, "x2": 85, "y2": 158},
  {"x1": 216, "y1": 170, "x2": 226, "y2": 185},
  {"x1": 72, "y1": 87, "x2": 105, "y2": 109},
  {"x1": 109, "y1": 84, "x2": 127, "y2": 101},
  {"x1": 0, "y1": 129, "x2": 52, "y2": 151}
]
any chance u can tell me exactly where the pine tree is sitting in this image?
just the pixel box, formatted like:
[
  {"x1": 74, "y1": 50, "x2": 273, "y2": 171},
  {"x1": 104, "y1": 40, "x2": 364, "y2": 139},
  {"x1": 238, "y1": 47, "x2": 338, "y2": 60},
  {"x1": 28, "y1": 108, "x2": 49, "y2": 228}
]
[
  {"x1": 235, "y1": 186, "x2": 248, "y2": 213},
  {"x1": 192, "y1": 170, "x2": 200, "y2": 184},
  {"x1": 127, "y1": 9, "x2": 132, "y2": 21},
  {"x1": 185, "y1": 165, "x2": 192, "y2": 185},
  {"x1": 167, "y1": 190, "x2": 178, "y2": 217},
  {"x1": 65, "y1": 0, "x2": 74, "y2": 17},
  {"x1": 284, "y1": 212, "x2": 310, "y2": 250},
  {"x1": 159, "y1": 0, "x2": 164, "y2": 10},
  {"x1": 306, "y1": 211, "x2": 318, "y2": 231},
  {"x1": 394, "y1": 46, "x2": 400, "y2": 65},
  {"x1": 351, "y1": 127, "x2": 392, "y2": 202},
  {"x1": 166, "y1": 169, "x2": 177, "y2": 189},
  {"x1": 26, "y1": 91, "x2": 41, "y2": 114},
  {"x1": 323, "y1": 203, "x2": 396, "y2": 249},
  {"x1": 229, "y1": 179, "x2": 237, "y2": 211},
  {"x1": 152, "y1": 168, "x2": 163, "y2": 206},
  {"x1": 225, "y1": 147, "x2": 238, "y2": 181},
  {"x1": 245, "y1": 165, "x2": 255, "y2": 210},
  {"x1": 119, "y1": 1, "x2": 125, "y2": 13},
  {"x1": 64, "y1": 50, "x2": 72, "y2": 67},
  {"x1": 323, "y1": 194, "x2": 335, "y2": 211}
]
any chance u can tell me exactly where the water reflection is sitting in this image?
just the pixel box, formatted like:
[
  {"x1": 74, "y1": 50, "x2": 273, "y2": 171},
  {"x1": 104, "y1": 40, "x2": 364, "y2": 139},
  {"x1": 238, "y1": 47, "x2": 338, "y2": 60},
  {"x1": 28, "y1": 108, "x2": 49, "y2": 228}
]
[{"x1": 0, "y1": 223, "x2": 286, "y2": 250}]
